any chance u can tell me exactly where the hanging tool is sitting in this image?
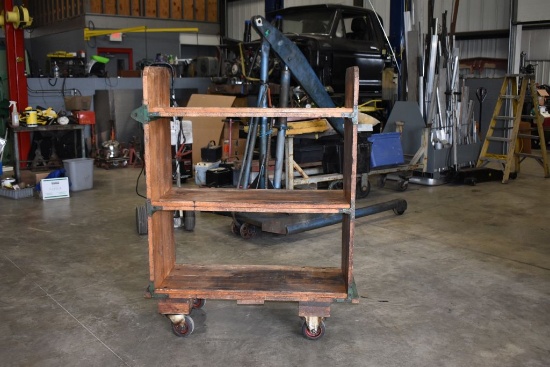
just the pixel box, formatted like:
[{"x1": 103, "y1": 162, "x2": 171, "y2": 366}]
[{"x1": 476, "y1": 87, "x2": 487, "y2": 128}]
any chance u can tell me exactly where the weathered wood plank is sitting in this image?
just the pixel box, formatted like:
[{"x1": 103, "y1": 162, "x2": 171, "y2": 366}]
[
  {"x1": 105, "y1": 0, "x2": 116, "y2": 14},
  {"x1": 143, "y1": 67, "x2": 177, "y2": 288},
  {"x1": 156, "y1": 265, "x2": 348, "y2": 300},
  {"x1": 342, "y1": 66, "x2": 358, "y2": 289},
  {"x1": 145, "y1": 0, "x2": 156, "y2": 17},
  {"x1": 195, "y1": 0, "x2": 205, "y2": 21},
  {"x1": 90, "y1": 0, "x2": 102, "y2": 13},
  {"x1": 117, "y1": 0, "x2": 130, "y2": 15},
  {"x1": 207, "y1": 0, "x2": 217, "y2": 22},
  {"x1": 158, "y1": 0, "x2": 169, "y2": 18},
  {"x1": 148, "y1": 106, "x2": 354, "y2": 119},
  {"x1": 153, "y1": 187, "x2": 349, "y2": 213},
  {"x1": 183, "y1": 0, "x2": 194, "y2": 20},
  {"x1": 171, "y1": 0, "x2": 182, "y2": 19}
]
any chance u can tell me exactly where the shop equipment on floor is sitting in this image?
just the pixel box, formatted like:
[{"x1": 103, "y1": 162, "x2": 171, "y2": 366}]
[
  {"x1": 134, "y1": 65, "x2": 360, "y2": 340},
  {"x1": 476, "y1": 73, "x2": 549, "y2": 183}
]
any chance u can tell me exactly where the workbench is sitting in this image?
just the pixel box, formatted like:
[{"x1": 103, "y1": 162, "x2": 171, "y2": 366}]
[{"x1": 12, "y1": 124, "x2": 86, "y2": 182}]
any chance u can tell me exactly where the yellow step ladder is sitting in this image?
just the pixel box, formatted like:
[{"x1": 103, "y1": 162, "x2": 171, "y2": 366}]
[{"x1": 476, "y1": 74, "x2": 549, "y2": 183}]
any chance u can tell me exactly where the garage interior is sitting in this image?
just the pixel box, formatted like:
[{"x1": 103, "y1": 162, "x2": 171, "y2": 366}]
[{"x1": 0, "y1": 1, "x2": 549, "y2": 366}]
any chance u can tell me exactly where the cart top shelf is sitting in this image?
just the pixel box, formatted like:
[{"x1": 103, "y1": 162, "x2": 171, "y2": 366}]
[{"x1": 153, "y1": 187, "x2": 351, "y2": 213}]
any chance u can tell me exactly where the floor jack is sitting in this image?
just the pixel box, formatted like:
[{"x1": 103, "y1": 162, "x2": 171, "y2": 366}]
[{"x1": 229, "y1": 16, "x2": 407, "y2": 237}]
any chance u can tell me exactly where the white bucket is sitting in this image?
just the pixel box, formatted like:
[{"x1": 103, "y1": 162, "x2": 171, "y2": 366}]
[{"x1": 194, "y1": 161, "x2": 220, "y2": 186}]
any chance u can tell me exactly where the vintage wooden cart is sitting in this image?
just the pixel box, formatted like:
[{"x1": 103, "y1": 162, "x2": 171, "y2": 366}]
[{"x1": 136, "y1": 66, "x2": 360, "y2": 340}]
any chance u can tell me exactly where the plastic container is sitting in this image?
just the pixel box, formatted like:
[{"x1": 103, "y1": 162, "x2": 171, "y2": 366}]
[
  {"x1": 194, "y1": 161, "x2": 220, "y2": 186},
  {"x1": 0, "y1": 187, "x2": 34, "y2": 200},
  {"x1": 63, "y1": 158, "x2": 94, "y2": 191},
  {"x1": 368, "y1": 132, "x2": 404, "y2": 168}
]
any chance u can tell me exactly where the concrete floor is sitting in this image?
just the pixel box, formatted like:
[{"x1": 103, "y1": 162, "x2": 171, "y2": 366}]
[{"x1": 0, "y1": 157, "x2": 548, "y2": 367}]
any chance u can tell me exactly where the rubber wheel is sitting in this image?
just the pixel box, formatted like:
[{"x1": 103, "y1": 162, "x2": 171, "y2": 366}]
[
  {"x1": 357, "y1": 178, "x2": 370, "y2": 199},
  {"x1": 192, "y1": 298, "x2": 206, "y2": 309},
  {"x1": 172, "y1": 315, "x2": 194, "y2": 337},
  {"x1": 301, "y1": 320, "x2": 326, "y2": 340},
  {"x1": 136, "y1": 205, "x2": 148, "y2": 235},
  {"x1": 240, "y1": 223, "x2": 257, "y2": 239},
  {"x1": 231, "y1": 221, "x2": 241, "y2": 235},
  {"x1": 397, "y1": 180, "x2": 409, "y2": 192},
  {"x1": 392, "y1": 200, "x2": 408, "y2": 215},
  {"x1": 184, "y1": 211, "x2": 195, "y2": 231},
  {"x1": 509, "y1": 172, "x2": 518, "y2": 180},
  {"x1": 377, "y1": 175, "x2": 387, "y2": 188},
  {"x1": 328, "y1": 180, "x2": 343, "y2": 190},
  {"x1": 464, "y1": 178, "x2": 477, "y2": 186}
]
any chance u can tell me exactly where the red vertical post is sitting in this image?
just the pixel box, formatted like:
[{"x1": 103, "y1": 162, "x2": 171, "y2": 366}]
[{"x1": 4, "y1": 0, "x2": 31, "y2": 167}]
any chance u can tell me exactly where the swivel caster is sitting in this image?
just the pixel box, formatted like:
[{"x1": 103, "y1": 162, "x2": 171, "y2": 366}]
[
  {"x1": 301, "y1": 317, "x2": 325, "y2": 340},
  {"x1": 357, "y1": 178, "x2": 370, "y2": 199},
  {"x1": 168, "y1": 314, "x2": 195, "y2": 337},
  {"x1": 192, "y1": 298, "x2": 206, "y2": 310},
  {"x1": 377, "y1": 175, "x2": 387, "y2": 188},
  {"x1": 397, "y1": 180, "x2": 409, "y2": 192}
]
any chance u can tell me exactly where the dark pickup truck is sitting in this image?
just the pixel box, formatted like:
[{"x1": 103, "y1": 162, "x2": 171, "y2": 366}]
[{"x1": 214, "y1": 4, "x2": 393, "y2": 103}]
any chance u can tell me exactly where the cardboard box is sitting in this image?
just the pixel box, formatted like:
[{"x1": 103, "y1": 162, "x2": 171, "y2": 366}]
[
  {"x1": 19, "y1": 170, "x2": 52, "y2": 186},
  {"x1": 64, "y1": 96, "x2": 92, "y2": 111},
  {"x1": 186, "y1": 94, "x2": 236, "y2": 167},
  {"x1": 41, "y1": 177, "x2": 70, "y2": 200}
]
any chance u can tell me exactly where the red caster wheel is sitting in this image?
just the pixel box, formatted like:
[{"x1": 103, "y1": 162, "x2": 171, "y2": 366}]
[
  {"x1": 301, "y1": 320, "x2": 326, "y2": 340},
  {"x1": 192, "y1": 298, "x2": 206, "y2": 309}
]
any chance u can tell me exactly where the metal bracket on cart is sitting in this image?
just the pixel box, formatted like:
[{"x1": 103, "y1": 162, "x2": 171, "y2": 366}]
[
  {"x1": 145, "y1": 200, "x2": 164, "y2": 216},
  {"x1": 131, "y1": 104, "x2": 160, "y2": 125}
]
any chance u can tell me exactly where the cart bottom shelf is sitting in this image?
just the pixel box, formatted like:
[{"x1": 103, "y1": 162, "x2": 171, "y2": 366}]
[{"x1": 155, "y1": 264, "x2": 351, "y2": 301}]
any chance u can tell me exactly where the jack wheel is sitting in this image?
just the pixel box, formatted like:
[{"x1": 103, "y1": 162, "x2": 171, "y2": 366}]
[
  {"x1": 136, "y1": 205, "x2": 148, "y2": 235},
  {"x1": 192, "y1": 298, "x2": 206, "y2": 310},
  {"x1": 377, "y1": 175, "x2": 387, "y2": 188},
  {"x1": 397, "y1": 180, "x2": 409, "y2": 191},
  {"x1": 328, "y1": 180, "x2": 343, "y2": 190},
  {"x1": 184, "y1": 211, "x2": 195, "y2": 231},
  {"x1": 301, "y1": 320, "x2": 326, "y2": 340},
  {"x1": 464, "y1": 177, "x2": 477, "y2": 186},
  {"x1": 171, "y1": 315, "x2": 194, "y2": 337},
  {"x1": 240, "y1": 223, "x2": 257, "y2": 239},
  {"x1": 231, "y1": 221, "x2": 241, "y2": 235},
  {"x1": 393, "y1": 200, "x2": 408, "y2": 215},
  {"x1": 357, "y1": 178, "x2": 370, "y2": 199}
]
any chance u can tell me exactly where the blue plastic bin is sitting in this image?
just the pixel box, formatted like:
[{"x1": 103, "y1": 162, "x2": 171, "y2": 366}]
[{"x1": 368, "y1": 132, "x2": 404, "y2": 168}]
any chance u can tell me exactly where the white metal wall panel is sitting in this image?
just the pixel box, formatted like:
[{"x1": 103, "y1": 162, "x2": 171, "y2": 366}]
[
  {"x1": 456, "y1": 38, "x2": 510, "y2": 59},
  {"x1": 227, "y1": 0, "x2": 264, "y2": 41},
  {"x1": 413, "y1": 0, "x2": 511, "y2": 34},
  {"x1": 454, "y1": 0, "x2": 511, "y2": 32},
  {"x1": 522, "y1": 28, "x2": 550, "y2": 84},
  {"x1": 516, "y1": 0, "x2": 550, "y2": 23}
]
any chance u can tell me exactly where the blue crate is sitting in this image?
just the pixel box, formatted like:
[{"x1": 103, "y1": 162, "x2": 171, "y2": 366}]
[{"x1": 367, "y1": 132, "x2": 404, "y2": 168}]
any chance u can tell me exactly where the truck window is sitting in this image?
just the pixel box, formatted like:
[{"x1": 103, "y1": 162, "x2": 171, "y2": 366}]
[{"x1": 344, "y1": 15, "x2": 374, "y2": 42}]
